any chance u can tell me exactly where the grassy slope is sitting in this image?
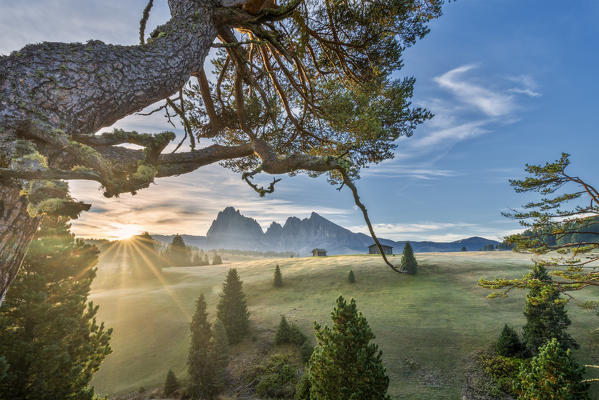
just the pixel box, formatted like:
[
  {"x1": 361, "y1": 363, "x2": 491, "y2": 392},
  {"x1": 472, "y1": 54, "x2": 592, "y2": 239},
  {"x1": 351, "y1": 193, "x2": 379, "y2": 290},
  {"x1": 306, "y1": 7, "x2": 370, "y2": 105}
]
[{"x1": 90, "y1": 252, "x2": 599, "y2": 399}]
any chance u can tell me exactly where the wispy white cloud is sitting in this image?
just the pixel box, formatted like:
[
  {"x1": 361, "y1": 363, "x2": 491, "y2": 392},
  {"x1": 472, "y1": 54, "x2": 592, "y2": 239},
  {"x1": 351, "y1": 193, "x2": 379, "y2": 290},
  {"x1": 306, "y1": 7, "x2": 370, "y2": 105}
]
[
  {"x1": 507, "y1": 74, "x2": 541, "y2": 97},
  {"x1": 434, "y1": 64, "x2": 516, "y2": 117},
  {"x1": 397, "y1": 64, "x2": 542, "y2": 160}
]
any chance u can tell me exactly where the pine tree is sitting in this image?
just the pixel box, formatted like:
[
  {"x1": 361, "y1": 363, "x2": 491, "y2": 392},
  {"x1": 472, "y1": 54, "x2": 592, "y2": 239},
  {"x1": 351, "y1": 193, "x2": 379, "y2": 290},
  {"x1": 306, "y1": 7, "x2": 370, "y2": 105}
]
[
  {"x1": 188, "y1": 294, "x2": 212, "y2": 399},
  {"x1": 309, "y1": 296, "x2": 390, "y2": 400},
  {"x1": 163, "y1": 369, "x2": 179, "y2": 397},
  {"x1": 348, "y1": 270, "x2": 356, "y2": 283},
  {"x1": 166, "y1": 234, "x2": 191, "y2": 266},
  {"x1": 275, "y1": 316, "x2": 291, "y2": 345},
  {"x1": 217, "y1": 269, "x2": 249, "y2": 344},
  {"x1": 0, "y1": 217, "x2": 112, "y2": 400},
  {"x1": 400, "y1": 242, "x2": 418, "y2": 274},
  {"x1": 496, "y1": 324, "x2": 524, "y2": 357},
  {"x1": 204, "y1": 319, "x2": 229, "y2": 399},
  {"x1": 523, "y1": 265, "x2": 577, "y2": 355},
  {"x1": 517, "y1": 338, "x2": 590, "y2": 400},
  {"x1": 274, "y1": 264, "x2": 284, "y2": 287},
  {"x1": 212, "y1": 254, "x2": 223, "y2": 265}
]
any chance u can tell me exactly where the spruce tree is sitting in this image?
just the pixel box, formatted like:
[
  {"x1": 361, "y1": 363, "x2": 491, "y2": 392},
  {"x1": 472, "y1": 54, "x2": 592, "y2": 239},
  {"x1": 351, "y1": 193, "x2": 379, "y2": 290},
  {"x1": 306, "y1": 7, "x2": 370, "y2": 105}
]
[
  {"x1": 496, "y1": 324, "x2": 524, "y2": 357},
  {"x1": 517, "y1": 338, "x2": 590, "y2": 400},
  {"x1": 188, "y1": 294, "x2": 212, "y2": 399},
  {"x1": 275, "y1": 316, "x2": 292, "y2": 345},
  {"x1": 309, "y1": 296, "x2": 390, "y2": 400},
  {"x1": 163, "y1": 369, "x2": 179, "y2": 397},
  {"x1": 0, "y1": 217, "x2": 112, "y2": 400},
  {"x1": 166, "y1": 234, "x2": 191, "y2": 266},
  {"x1": 400, "y1": 242, "x2": 418, "y2": 275},
  {"x1": 274, "y1": 264, "x2": 284, "y2": 287},
  {"x1": 217, "y1": 269, "x2": 249, "y2": 344},
  {"x1": 523, "y1": 265, "x2": 577, "y2": 354},
  {"x1": 205, "y1": 319, "x2": 230, "y2": 398},
  {"x1": 348, "y1": 270, "x2": 356, "y2": 283}
]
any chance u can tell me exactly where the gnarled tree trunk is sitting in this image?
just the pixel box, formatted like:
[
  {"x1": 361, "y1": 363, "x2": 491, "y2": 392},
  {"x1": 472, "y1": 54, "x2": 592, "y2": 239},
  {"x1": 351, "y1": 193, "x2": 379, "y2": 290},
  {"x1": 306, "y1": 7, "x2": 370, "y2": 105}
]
[
  {"x1": 0, "y1": 181, "x2": 40, "y2": 303},
  {"x1": 0, "y1": 0, "x2": 222, "y2": 301}
]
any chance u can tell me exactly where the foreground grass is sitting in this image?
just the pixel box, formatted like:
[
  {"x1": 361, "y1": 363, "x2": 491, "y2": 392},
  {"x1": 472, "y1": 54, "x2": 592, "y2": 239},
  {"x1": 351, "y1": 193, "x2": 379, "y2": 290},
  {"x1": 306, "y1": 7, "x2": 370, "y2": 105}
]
[{"x1": 90, "y1": 252, "x2": 599, "y2": 399}]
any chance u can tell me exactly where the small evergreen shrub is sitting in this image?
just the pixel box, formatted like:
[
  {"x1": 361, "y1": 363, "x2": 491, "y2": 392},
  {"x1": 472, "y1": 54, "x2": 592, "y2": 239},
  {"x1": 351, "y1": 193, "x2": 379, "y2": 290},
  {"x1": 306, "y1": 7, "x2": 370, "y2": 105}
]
[
  {"x1": 480, "y1": 353, "x2": 524, "y2": 397},
  {"x1": 212, "y1": 254, "x2": 223, "y2": 265},
  {"x1": 164, "y1": 369, "x2": 179, "y2": 396},
  {"x1": 348, "y1": 270, "x2": 356, "y2": 283},
  {"x1": 251, "y1": 354, "x2": 298, "y2": 399},
  {"x1": 274, "y1": 264, "x2": 284, "y2": 287},
  {"x1": 496, "y1": 324, "x2": 524, "y2": 357},
  {"x1": 275, "y1": 316, "x2": 292, "y2": 345},
  {"x1": 400, "y1": 242, "x2": 417, "y2": 275},
  {"x1": 275, "y1": 316, "x2": 307, "y2": 347}
]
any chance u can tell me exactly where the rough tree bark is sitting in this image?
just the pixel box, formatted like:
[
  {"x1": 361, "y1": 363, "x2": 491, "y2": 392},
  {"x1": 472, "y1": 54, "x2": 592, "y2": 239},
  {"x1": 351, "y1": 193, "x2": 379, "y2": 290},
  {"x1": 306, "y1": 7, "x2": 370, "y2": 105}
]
[{"x1": 0, "y1": 0, "x2": 221, "y2": 301}]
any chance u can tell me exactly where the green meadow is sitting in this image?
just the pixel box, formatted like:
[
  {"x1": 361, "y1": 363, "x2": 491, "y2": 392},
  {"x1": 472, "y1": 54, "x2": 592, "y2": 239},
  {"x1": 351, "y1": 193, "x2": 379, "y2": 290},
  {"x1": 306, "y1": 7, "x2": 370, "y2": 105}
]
[{"x1": 90, "y1": 252, "x2": 599, "y2": 399}]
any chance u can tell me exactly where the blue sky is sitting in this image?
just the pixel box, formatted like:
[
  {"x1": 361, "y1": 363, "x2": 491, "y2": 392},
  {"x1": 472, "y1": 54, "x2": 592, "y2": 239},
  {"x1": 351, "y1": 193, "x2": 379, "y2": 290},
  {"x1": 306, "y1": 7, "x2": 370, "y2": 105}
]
[{"x1": 2, "y1": 0, "x2": 598, "y2": 241}]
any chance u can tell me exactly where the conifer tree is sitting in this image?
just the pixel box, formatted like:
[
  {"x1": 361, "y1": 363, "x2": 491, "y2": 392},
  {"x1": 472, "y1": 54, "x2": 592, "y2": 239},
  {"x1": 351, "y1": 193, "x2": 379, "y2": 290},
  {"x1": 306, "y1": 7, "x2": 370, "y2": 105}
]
[
  {"x1": 275, "y1": 316, "x2": 292, "y2": 345},
  {"x1": 496, "y1": 324, "x2": 524, "y2": 357},
  {"x1": 203, "y1": 254, "x2": 210, "y2": 266},
  {"x1": 523, "y1": 265, "x2": 577, "y2": 355},
  {"x1": 517, "y1": 338, "x2": 590, "y2": 400},
  {"x1": 348, "y1": 270, "x2": 356, "y2": 283},
  {"x1": 217, "y1": 269, "x2": 249, "y2": 344},
  {"x1": 188, "y1": 294, "x2": 212, "y2": 399},
  {"x1": 274, "y1": 264, "x2": 284, "y2": 287},
  {"x1": 205, "y1": 319, "x2": 230, "y2": 398},
  {"x1": 0, "y1": 217, "x2": 112, "y2": 400},
  {"x1": 400, "y1": 242, "x2": 418, "y2": 274},
  {"x1": 309, "y1": 296, "x2": 390, "y2": 400},
  {"x1": 212, "y1": 254, "x2": 223, "y2": 265},
  {"x1": 166, "y1": 234, "x2": 191, "y2": 266},
  {"x1": 163, "y1": 369, "x2": 179, "y2": 397}
]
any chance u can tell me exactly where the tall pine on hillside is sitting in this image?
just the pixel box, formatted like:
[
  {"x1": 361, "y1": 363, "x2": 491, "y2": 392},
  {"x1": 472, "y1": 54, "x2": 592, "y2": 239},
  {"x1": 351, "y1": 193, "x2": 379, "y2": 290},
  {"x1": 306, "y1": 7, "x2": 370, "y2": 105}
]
[
  {"x1": 523, "y1": 265, "x2": 577, "y2": 354},
  {"x1": 0, "y1": 217, "x2": 112, "y2": 400},
  {"x1": 206, "y1": 319, "x2": 229, "y2": 397},
  {"x1": 188, "y1": 294, "x2": 212, "y2": 399},
  {"x1": 274, "y1": 265, "x2": 283, "y2": 287},
  {"x1": 217, "y1": 269, "x2": 249, "y2": 344},
  {"x1": 163, "y1": 369, "x2": 179, "y2": 397},
  {"x1": 309, "y1": 296, "x2": 390, "y2": 400},
  {"x1": 400, "y1": 242, "x2": 417, "y2": 275}
]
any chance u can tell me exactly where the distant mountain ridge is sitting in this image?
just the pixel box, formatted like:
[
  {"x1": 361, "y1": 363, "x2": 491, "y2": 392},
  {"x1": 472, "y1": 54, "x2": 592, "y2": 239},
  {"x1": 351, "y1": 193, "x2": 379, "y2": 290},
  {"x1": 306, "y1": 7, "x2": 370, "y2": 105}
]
[{"x1": 153, "y1": 206, "x2": 500, "y2": 256}]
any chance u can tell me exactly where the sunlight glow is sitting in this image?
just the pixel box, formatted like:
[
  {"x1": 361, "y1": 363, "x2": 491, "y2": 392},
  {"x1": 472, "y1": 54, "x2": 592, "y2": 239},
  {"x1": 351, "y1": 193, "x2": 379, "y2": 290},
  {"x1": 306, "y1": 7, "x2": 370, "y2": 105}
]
[{"x1": 105, "y1": 224, "x2": 144, "y2": 241}]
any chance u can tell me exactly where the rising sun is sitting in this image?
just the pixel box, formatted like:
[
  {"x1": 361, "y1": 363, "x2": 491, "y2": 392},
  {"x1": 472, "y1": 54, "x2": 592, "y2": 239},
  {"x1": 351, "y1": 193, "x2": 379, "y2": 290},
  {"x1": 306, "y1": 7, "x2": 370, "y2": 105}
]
[{"x1": 106, "y1": 223, "x2": 144, "y2": 241}]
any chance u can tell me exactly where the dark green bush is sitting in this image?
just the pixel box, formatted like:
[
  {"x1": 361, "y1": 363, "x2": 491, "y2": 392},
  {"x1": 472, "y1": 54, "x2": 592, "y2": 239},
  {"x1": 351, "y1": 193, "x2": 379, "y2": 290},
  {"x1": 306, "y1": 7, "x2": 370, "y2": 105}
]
[
  {"x1": 496, "y1": 324, "x2": 525, "y2": 357},
  {"x1": 253, "y1": 354, "x2": 298, "y2": 399}
]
